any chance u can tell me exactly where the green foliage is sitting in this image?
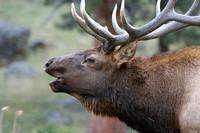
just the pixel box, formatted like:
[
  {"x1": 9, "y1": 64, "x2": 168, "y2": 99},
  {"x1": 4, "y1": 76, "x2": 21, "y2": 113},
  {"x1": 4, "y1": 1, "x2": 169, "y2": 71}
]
[
  {"x1": 31, "y1": 124, "x2": 82, "y2": 133},
  {"x1": 174, "y1": 0, "x2": 193, "y2": 13},
  {"x1": 43, "y1": 0, "x2": 57, "y2": 6},
  {"x1": 164, "y1": 27, "x2": 200, "y2": 47}
]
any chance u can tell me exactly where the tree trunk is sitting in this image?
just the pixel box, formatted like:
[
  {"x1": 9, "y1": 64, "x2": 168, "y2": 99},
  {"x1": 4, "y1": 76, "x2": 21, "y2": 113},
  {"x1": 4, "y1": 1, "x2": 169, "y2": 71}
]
[
  {"x1": 159, "y1": 36, "x2": 169, "y2": 52},
  {"x1": 87, "y1": 1, "x2": 126, "y2": 133}
]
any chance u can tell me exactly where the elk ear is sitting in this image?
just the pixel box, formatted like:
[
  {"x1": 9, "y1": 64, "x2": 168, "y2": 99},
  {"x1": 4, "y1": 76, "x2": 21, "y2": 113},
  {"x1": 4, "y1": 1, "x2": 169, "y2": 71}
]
[{"x1": 113, "y1": 40, "x2": 138, "y2": 68}]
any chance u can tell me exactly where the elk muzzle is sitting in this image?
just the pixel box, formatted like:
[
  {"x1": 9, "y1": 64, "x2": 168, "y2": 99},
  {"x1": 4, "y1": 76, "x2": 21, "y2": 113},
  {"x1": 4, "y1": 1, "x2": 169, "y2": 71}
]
[
  {"x1": 44, "y1": 57, "x2": 65, "y2": 93},
  {"x1": 43, "y1": 58, "x2": 56, "y2": 72}
]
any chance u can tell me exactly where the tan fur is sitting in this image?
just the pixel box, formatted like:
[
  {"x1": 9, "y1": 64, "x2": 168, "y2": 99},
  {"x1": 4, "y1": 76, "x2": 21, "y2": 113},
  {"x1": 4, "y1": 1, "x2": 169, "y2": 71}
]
[
  {"x1": 179, "y1": 68, "x2": 200, "y2": 133},
  {"x1": 149, "y1": 47, "x2": 200, "y2": 133}
]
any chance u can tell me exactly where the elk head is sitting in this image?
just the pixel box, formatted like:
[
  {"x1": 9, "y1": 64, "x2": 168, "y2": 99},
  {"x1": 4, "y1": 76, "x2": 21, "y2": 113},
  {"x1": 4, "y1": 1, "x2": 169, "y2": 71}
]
[{"x1": 44, "y1": 0, "x2": 200, "y2": 115}]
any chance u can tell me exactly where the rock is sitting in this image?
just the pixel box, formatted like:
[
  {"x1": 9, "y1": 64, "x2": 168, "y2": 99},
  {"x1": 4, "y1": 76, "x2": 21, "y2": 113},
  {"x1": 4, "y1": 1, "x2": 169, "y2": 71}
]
[
  {"x1": 5, "y1": 61, "x2": 36, "y2": 79},
  {"x1": 0, "y1": 21, "x2": 31, "y2": 65},
  {"x1": 57, "y1": 98, "x2": 84, "y2": 112},
  {"x1": 30, "y1": 39, "x2": 47, "y2": 50},
  {"x1": 47, "y1": 112, "x2": 73, "y2": 125}
]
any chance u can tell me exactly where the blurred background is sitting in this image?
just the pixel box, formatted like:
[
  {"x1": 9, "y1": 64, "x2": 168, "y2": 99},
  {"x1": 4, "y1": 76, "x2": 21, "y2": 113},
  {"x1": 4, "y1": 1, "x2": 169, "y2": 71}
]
[{"x1": 0, "y1": 0, "x2": 199, "y2": 133}]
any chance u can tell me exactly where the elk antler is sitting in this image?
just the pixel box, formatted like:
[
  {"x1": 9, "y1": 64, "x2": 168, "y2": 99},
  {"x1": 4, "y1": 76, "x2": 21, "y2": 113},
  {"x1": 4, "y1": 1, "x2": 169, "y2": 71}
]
[
  {"x1": 72, "y1": 0, "x2": 200, "y2": 53},
  {"x1": 140, "y1": 0, "x2": 200, "y2": 40}
]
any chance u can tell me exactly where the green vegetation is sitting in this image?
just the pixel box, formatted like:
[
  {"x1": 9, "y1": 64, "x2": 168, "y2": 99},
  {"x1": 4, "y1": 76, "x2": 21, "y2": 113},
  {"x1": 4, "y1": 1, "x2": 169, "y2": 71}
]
[{"x1": 0, "y1": 0, "x2": 91, "y2": 132}]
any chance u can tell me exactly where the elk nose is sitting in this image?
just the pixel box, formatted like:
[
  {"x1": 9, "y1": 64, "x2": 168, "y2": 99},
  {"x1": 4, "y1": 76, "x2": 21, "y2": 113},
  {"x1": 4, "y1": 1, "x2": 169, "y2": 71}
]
[{"x1": 44, "y1": 58, "x2": 56, "y2": 71}]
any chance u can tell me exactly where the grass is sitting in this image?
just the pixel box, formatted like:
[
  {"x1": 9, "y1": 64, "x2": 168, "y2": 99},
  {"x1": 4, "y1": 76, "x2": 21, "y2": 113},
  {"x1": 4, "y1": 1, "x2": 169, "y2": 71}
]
[
  {"x1": 0, "y1": 0, "x2": 159, "y2": 133},
  {"x1": 0, "y1": 0, "x2": 91, "y2": 132}
]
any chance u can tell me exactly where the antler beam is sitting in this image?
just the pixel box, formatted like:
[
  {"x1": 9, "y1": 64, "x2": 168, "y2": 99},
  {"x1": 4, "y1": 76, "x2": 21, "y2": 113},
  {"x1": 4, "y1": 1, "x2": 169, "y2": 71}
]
[{"x1": 71, "y1": 3, "x2": 106, "y2": 43}]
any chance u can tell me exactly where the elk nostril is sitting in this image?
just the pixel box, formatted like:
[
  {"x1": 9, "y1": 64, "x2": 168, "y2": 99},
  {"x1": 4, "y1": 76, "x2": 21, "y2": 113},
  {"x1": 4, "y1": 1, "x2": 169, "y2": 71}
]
[{"x1": 44, "y1": 58, "x2": 56, "y2": 71}]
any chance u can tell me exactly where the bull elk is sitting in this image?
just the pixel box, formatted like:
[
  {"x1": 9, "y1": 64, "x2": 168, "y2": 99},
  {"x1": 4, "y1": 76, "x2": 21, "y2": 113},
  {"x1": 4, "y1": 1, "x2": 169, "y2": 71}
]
[{"x1": 44, "y1": 0, "x2": 200, "y2": 132}]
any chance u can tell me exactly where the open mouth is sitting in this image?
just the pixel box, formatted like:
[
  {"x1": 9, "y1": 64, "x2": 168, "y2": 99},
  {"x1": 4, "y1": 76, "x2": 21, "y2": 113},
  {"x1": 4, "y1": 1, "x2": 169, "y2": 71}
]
[
  {"x1": 48, "y1": 78, "x2": 74, "y2": 95},
  {"x1": 44, "y1": 63, "x2": 70, "y2": 93},
  {"x1": 49, "y1": 78, "x2": 63, "y2": 92}
]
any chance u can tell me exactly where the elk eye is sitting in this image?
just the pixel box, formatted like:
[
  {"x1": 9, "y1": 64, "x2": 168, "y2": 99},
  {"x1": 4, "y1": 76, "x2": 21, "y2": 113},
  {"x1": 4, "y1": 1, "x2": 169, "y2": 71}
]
[{"x1": 84, "y1": 57, "x2": 95, "y2": 64}]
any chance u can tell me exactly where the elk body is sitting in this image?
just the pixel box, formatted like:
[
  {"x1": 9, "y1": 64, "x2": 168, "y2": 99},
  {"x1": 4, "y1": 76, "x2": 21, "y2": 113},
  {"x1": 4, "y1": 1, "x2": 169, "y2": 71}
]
[{"x1": 44, "y1": 0, "x2": 200, "y2": 133}]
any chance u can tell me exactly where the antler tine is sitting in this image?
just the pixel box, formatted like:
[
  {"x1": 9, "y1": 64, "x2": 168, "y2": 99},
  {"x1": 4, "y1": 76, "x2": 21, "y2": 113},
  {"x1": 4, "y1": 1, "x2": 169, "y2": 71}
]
[
  {"x1": 172, "y1": 14, "x2": 200, "y2": 25},
  {"x1": 112, "y1": 4, "x2": 126, "y2": 34},
  {"x1": 80, "y1": 0, "x2": 115, "y2": 40},
  {"x1": 186, "y1": 0, "x2": 200, "y2": 16},
  {"x1": 119, "y1": 0, "x2": 177, "y2": 39},
  {"x1": 71, "y1": 3, "x2": 106, "y2": 43},
  {"x1": 132, "y1": 0, "x2": 176, "y2": 38},
  {"x1": 120, "y1": 0, "x2": 138, "y2": 37},
  {"x1": 156, "y1": 0, "x2": 161, "y2": 16},
  {"x1": 71, "y1": 0, "x2": 130, "y2": 53},
  {"x1": 158, "y1": 0, "x2": 200, "y2": 25},
  {"x1": 139, "y1": 22, "x2": 186, "y2": 40},
  {"x1": 140, "y1": 0, "x2": 200, "y2": 40}
]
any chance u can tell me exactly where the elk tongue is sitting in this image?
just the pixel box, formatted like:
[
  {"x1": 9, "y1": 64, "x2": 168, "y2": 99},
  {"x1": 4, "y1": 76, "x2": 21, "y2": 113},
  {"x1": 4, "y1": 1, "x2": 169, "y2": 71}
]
[{"x1": 49, "y1": 79, "x2": 63, "y2": 92}]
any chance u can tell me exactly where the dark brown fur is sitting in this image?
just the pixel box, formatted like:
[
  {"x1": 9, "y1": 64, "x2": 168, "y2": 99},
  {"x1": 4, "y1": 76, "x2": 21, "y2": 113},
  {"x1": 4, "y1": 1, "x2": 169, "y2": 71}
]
[{"x1": 44, "y1": 45, "x2": 200, "y2": 133}]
